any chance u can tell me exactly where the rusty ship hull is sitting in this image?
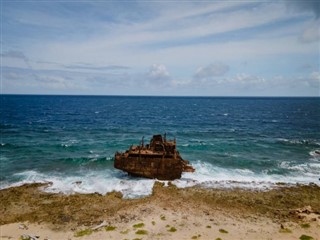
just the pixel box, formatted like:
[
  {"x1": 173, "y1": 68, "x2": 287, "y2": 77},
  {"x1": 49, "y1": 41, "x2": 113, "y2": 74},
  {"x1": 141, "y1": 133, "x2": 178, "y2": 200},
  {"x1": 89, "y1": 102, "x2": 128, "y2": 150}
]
[{"x1": 114, "y1": 134, "x2": 195, "y2": 180}]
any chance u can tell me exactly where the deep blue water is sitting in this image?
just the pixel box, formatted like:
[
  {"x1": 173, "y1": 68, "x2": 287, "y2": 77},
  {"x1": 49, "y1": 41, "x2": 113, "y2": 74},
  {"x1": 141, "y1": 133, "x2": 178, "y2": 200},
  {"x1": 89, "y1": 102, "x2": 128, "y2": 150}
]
[{"x1": 1, "y1": 95, "x2": 320, "y2": 197}]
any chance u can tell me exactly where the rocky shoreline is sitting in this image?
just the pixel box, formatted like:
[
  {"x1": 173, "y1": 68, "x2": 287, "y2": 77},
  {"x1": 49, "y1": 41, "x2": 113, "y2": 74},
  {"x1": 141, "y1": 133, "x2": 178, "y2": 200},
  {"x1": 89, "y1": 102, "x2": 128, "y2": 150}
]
[{"x1": 1, "y1": 182, "x2": 320, "y2": 239}]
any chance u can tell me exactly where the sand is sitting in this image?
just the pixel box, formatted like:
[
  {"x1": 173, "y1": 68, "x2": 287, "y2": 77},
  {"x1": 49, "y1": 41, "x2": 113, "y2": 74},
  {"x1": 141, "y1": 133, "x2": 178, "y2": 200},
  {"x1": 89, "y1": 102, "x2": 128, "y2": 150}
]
[{"x1": 1, "y1": 182, "x2": 320, "y2": 240}]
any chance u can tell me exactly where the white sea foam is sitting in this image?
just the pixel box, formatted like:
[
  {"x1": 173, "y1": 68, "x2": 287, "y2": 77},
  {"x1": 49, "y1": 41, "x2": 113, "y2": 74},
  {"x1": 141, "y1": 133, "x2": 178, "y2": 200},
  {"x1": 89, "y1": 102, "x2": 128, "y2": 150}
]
[
  {"x1": 174, "y1": 161, "x2": 273, "y2": 189},
  {"x1": 2, "y1": 160, "x2": 319, "y2": 198},
  {"x1": 278, "y1": 138, "x2": 320, "y2": 146},
  {"x1": 173, "y1": 161, "x2": 320, "y2": 190},
  {"x1": 60, "y1": 139, "x2": 79, "y2": 148},
  {"x1": 309, "y1": 150, "x2": 320, "y2": 158},
  {"x1": 3, "y1": 169, "x2": 155, "y2": 198},
  {"x1": 279, "y1": 159, "x2": 320, "y2": 176}
]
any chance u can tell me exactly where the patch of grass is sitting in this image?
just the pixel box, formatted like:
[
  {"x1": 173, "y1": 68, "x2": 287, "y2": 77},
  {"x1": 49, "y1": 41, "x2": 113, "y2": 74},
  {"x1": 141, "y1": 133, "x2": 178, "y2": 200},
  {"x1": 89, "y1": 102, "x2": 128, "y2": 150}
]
[
  {"x1": 299, "y1": 235, "x2": 314, "y2": 240},
  {"x1": 152, "y1": 221, "x2": 156, "y2": 225},
  {"x1": 301, "y1": 223, "x2": 311, "y2": 229},
  {"x1": 120, "y1": 229, "x2": 129, "y2": 234},
  {"x1": 133, "y1": 223, "x2": 145, "y2": 228},
  {"x1": 166, "y1": 224, "x2": 170, "y2": 228},
  {"x1": 219, "y1": 229, "x2": 228, "y2": 234},
  {"x1": 19, "y1": 236, "x2": 32, "y2": 240},
  {"x1": 191, "y1": 234, "x2": 201, "y2": 239},
  {"x1": 74, "y1": 229, "x2": 93, "y2": 237},
  {"x1": 133, "y1": 238, "x2": 142, "y2": 240},
  {"x1": 279, "y1": 228, "x2": 292, "y2": 233},
  {"x1": 168, "y1": 227, "x2": 177, "y2": 232},
  {"x1": 160, "y1": 215, "x2": 166, "y2": 221},
  {"x1": 206, "y1": 225, "x2": 211, "y2": 228},
  {"x1": 105, "y1": 226, "x2": 117, "y2": 231},
  {"x1": 216, "y1": 238, "x2": 222, "y2": 240},
  {"x1": 135, "y1": 230, "x2": 148, "y2": 235}
]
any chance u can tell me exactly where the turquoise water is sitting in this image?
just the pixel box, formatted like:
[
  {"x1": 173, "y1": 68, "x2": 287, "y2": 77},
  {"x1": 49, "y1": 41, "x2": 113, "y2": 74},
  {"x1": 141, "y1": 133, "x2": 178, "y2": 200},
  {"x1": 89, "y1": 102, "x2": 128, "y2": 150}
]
[{"x1": 1, "y1": 95, "x2": 319, "y2": 197}]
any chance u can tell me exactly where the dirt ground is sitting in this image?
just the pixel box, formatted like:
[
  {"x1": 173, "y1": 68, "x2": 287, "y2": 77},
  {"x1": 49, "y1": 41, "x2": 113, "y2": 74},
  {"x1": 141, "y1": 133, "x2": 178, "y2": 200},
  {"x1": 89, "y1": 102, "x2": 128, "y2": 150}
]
[{"x1": 1, "y1": 182, "x2": 320, "y2": 240}]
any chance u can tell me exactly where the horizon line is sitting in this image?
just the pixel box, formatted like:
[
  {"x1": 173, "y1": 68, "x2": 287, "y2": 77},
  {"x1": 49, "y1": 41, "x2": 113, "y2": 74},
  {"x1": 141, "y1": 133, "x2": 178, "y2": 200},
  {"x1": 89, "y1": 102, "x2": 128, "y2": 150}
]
[{"x1": 1, "y1": 93, "x2": 319, "y2": 98}]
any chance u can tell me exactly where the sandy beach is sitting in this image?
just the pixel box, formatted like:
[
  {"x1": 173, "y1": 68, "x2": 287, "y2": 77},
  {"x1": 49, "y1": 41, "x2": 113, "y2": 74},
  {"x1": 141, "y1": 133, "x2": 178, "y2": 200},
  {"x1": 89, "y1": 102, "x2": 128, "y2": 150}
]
[{"x1": 1, "y1": 182, "x2": 320, "y2": 240}]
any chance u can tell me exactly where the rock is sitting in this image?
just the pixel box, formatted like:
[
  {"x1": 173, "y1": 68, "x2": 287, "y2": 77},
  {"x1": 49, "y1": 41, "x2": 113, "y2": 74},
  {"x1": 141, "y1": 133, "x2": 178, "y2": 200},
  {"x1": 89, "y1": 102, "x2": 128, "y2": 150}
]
[
  {"x1": 20, "y1": 234, "x2": 39, "y2": 240},
  {"x1": 91, "y1": 220, "x2": 108, "y2": 230},
  {"x1": 106, "y1": 191, "x2": 123, "y2": 199},
  {"x1": 302, "y1": 206, "x2": 312, "y2": 214},
  {"x1": 203, "y1": 210, "x2": 210, "y2": 216},
  {"x1": 19, "y1": 224, "x2": 28, "y2": 230},
  {"x1": 293, "y1": 206, "x2": 313, "y2": 215}
]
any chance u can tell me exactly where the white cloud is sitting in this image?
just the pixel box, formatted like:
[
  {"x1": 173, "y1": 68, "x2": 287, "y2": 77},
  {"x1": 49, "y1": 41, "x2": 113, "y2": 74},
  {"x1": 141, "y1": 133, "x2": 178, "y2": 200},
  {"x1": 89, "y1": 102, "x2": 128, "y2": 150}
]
[
  {"x1": 147, "y1": 64, "x2": 169, "y2": 78},
  {"x1": 3, "y1": 70, "x2": 84, "y2": 92},
  {"x1": 231, "y1": 73, "x2": 266, "y2": 85},
  {"x1": 102, "y1": 2, "x2": 298, "y2": 49},
  {"x1": 146, "y1": 64, "x2": 171, "y2": 86},
  {"x1": 308, "y1": 71, "x2": 320, "y2": 88},
  {"x1": 310, "y1": 71, "x2": 320, "y2": 80},
  {"x1": 17, "y1": 1, "x2": 314, "y2": 69},
  {"x1": 299, "y1": 19, "x2": 320, "y2": 43},
  {"x1": 2, "y1": 2, "x2": 319, "y2": 96},
  {"x1": 194, "y1": 63, "x2": 229, "y2": 81},
  {"x1": 1, "y1": 50, "x2": 28, "y2": 60},
  {"x1": 285, "y1": 0, "x2": 320, "y2": 18}
]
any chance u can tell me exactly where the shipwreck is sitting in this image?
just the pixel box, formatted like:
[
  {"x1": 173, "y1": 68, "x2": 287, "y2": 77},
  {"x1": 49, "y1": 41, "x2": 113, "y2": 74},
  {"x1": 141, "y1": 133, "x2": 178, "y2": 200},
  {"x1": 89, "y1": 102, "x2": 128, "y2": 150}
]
[{"x1": 114, "y1": 134, "x2": 195, "y2": 180}]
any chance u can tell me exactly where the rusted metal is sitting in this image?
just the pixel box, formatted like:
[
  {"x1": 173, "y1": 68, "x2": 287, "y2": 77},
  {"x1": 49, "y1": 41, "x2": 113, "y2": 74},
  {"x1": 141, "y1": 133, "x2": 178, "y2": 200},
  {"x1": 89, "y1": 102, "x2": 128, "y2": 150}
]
[{"x1": 114, "y1": 134, "x2": 195, "y2": 180}]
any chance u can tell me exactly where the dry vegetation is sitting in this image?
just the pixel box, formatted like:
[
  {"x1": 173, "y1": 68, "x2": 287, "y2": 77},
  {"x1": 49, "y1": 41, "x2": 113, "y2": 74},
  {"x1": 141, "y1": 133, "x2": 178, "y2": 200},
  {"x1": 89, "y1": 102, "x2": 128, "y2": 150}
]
[{"x1": 1, "y1": 181, "x2": 320, "y2": 229}]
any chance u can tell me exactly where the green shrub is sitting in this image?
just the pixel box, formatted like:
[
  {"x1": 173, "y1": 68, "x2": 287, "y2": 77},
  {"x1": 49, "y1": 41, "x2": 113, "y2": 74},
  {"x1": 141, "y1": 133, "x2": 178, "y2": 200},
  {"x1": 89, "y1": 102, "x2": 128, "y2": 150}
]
[
  {"x1": 279, "y1": 228, "x2": 292, "y2": 233},
  {"x1": 299, "y1": 235, "x2": 314, "y2": 240},
  {"x1": 219, "y1": 229, "x2": 228, "y2": 234},
  {"x1": 135, "y1": 230, "x2": 148, "y2": 235},
  {"x1": 300, "y1": 223, "x2": 310, "y2": 229},
  {"x1": 74, "y1": 229, "x2": 93, "y2": 237},
  {"x1": 105, "y1": 226, "x2": 116, "y2": 231},
  {"x1": 133, "y1": 223, "x2": 145, "y2": 228},
  {"x1": 168, "y1": 227, "x2": 177, "y2": 232}
]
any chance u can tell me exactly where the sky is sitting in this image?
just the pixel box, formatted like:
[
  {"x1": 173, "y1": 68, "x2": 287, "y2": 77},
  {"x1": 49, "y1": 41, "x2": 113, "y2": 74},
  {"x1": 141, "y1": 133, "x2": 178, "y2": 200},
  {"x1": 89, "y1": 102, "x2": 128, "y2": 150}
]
[{"x1": 1, "y1": 0, "x2": 319, "y2": 96}]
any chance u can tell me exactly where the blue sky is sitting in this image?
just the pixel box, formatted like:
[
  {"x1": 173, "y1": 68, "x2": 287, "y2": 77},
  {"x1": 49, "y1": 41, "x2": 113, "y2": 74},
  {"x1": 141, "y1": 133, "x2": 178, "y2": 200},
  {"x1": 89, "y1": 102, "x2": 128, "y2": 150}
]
[{"x1": 1, "y1": 0, "x2": 319, "y2": 96}]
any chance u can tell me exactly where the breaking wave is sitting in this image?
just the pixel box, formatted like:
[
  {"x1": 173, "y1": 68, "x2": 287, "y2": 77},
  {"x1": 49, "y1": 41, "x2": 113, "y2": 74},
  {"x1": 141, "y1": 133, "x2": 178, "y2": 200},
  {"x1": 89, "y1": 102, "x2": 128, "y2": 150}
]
[
  {"x1": 277, "y1": 138, "x2": 320, "y2": 147},
  {"x1": 2, "y1": 170, "x2": 155, "y2": 199},
  {"x1": 309, "y1": 150, "x2": 320, "y2": 158},
  {"x1": 2, "y1": 160, "x2": 319, "y2": 199}
]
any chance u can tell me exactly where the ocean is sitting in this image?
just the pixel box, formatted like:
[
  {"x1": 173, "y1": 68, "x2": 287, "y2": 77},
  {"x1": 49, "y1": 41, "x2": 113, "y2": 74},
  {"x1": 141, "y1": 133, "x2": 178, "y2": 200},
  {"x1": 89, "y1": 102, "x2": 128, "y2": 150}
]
[{"x1": 1, "y1": 95, "x2": 319, "y2": 198}]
